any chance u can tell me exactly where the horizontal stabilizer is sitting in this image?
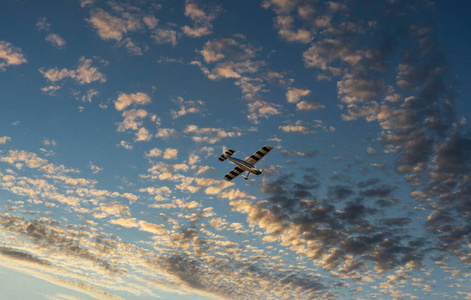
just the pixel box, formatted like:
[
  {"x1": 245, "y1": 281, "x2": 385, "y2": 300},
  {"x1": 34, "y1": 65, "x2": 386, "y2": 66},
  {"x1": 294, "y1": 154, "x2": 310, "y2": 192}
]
[
  {"x1": 224, "y1": 149, "x2": 235, "y2": 156},
  {"x1": 218, "y1": 148, "x2": 235, "y2": 162}
]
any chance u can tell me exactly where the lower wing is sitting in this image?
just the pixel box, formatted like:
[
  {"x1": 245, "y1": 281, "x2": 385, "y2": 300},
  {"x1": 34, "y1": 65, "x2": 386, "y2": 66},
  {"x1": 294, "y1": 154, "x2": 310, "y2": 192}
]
[{"x1": 223, "y1": 166, "x2": 245, "y2": 181}]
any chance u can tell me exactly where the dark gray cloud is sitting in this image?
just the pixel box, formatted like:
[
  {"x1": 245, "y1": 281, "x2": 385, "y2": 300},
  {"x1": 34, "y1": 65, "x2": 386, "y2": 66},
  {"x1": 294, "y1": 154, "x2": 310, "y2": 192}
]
[
  {"x1": 0, "y1": 213, "x2": 121, "y2": 274},
  {"x1": 0, "y1": 247, "x2": 50, "y2": 266},
  {"x1": 264, "y1": 0, "x2": 471, "y2": 262},
  {"x1": 327, "y1": 185, "x2": 354, "y2": 202},
  {"x1": 258, "y1": 172, "x2": 425, "y2": 274}
]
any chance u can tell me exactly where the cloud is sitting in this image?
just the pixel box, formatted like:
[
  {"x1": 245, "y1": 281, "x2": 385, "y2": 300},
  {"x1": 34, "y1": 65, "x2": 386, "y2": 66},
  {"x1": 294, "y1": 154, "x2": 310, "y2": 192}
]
[
  {"x1": 155, "y1": 128, "x2": 176, "y2": 139},
  {"x1": 296, "y1": 100, "x2": 325, "y2": 112},
  {"x1": 36, "y1": 17, "x2": 51, "y2": 31},
  {"x1": 45, "y1": 34, "x2": 66, "y2": 49},
  {"x1": 79, "y1": 0, "x2": 95, "y2": 7},
  {"x1": 88, "y1": 7, "x2": 142, "y2": 42},
  {"x1": 184, "y1": 125, "x2": 241, "y2": 144},
  {"x1": 171, "y1": 96, "x2": 205, "y2": 119},
  {"x1": 0, "y1": 136, "x2": 11, "y2": 144},
  {"x1": 145, "y1": 148, "x2": 162, "y2": 158},
  {"x1": 117, "y1": 140, "x2": 133, "y2": 150},
  {"x1": 135, "y1": 127, "x2": 152, "y2": 142},
  {"x1": 117, "y1": 109, "x2": 148, "y2": 132},
  {"x1": 262, "y1": 1, "x2": 312, "y2": 43},
  {"x1": 286, "y1": 87, "x2": 310, "y2": 103},
  {"x1": 279, "y1": 120, "x2": 313, "y2": 135},
  {"x1": 247, "y1": 100, "x2": 281, "y2": 124},
  {"x1": 150, "y1": 28, "x2": 177, "y2": 47},
  {"x1": 0, "y1": 247, "x2": 50, "y2": 266},
  {"x1": 0, "y1": 41, "x2": 27, "y2": 71},
  {"x1": 182, "y1": 0, "x2": 221, "y2": 38},
  {"x1": 163, "y1": 148, "x2": 178, "y2": 160},
  {"x1": 39, "y1": 57, "x2": 106, "y2": 86},
  {"x1": 89, "y1": 161, "x2": 102, "y2": 174},
  {"x1": 0, "y1": 149, "x2": 77, "y2": 174},
  {"x1": 114, "y1": 92, "x2": 151, "y2": 111}
]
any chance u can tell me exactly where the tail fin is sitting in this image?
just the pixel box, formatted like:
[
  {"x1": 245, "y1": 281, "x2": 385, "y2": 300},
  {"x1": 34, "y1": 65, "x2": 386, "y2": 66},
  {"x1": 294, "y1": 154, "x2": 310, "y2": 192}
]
[{"x1": 218, "y1": 148, "x2": 235, "y2": 161}]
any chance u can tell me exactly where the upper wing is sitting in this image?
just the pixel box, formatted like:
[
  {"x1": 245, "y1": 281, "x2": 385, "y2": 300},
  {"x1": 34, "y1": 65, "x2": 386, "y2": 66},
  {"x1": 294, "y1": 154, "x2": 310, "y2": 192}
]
[
  {"x1": 223, "y1": 166, "x2": 245, "y2": 181},
  {"x1": 244, "y1": 145, "x2": 273, "y2": 166}
]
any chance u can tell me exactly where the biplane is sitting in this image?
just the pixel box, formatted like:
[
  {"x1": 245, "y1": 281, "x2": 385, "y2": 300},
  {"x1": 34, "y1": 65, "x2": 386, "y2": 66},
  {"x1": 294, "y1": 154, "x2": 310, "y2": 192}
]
[{"x1": 218, "y1": 145, "x2": 273, "y2": 181}]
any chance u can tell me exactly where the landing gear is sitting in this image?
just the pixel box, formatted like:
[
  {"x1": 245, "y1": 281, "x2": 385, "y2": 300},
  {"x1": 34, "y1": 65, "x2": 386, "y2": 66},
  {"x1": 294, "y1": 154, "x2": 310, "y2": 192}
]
[{"x1": 242, "y1": 173, "x2": 249, "y2": 180}]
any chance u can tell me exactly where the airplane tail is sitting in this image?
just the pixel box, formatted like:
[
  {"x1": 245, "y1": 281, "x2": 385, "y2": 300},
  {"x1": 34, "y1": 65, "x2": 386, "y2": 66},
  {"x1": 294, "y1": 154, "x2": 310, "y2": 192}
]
[{"x1": 218, "y1": 147, "x2": 235, "y2": 161}]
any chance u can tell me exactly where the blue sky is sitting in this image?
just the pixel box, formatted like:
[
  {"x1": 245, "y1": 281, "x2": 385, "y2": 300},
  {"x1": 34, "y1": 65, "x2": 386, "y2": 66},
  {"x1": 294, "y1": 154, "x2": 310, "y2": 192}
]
[{"x1": 1, "y1": 0, "x2": 470, "y2": 299}]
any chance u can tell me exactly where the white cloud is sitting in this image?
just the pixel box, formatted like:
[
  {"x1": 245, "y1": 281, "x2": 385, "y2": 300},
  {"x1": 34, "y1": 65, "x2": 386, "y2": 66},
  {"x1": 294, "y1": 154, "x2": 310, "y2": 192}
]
[
  {"x1": 110, "y1": 217, "x2": 138, "y2": 228},
  {"x1": 145, "y1": 148, "x2": 162, "y2": 158},
  {"x1": 89, "y1": 161, "x2": 103, "y2": 174},
  {"x1": 138, "y1": 220, "x2": 169, "y2": 235},
  {"x1": 279, "y1": 120, "x2": 313, "y2": 135},
  {"x1": 184, "y1": 125, "x2": 241, "y2": 144},
  {"x1": 114, "y1": 92, "x2": 151, "y2": 111},
  {"x1": 39, "y1": 57, "x2": 106, "y2": 85},
  {"x1": 151, "y1": 28, "x2": 177, "y2": 47},
  {"x1": 182, "y1": 0, "x2": 220, "y2": 38},
  {"x1": 117, "y1": 109, "x2": 148, "y2": 132},
  {"x1": 0, "y1": 136, "x2": 11, "y2": 144},
  {"x1": 171, "y1": 96, "x2": 204, "y2": 118},
  {"x1": 143, "y1": 16, "x2": 158, "y2": 30},
  {"x1": 79, "y1": 0, "x2": 95, "y2": 7},
  {"x1": 0, "y1": 41, "x2": 27, "y2": 71},
  {"x1": 275, "y1": 15, "x2": 312, "y2": 43},
  {"x1": 45, "y1": 34, "x2": 66, "y2": 49},
  {"x1": 135, "y1": 127, "x2": 152, "y2": 142},
  {"x1": 88, "y1": 8, "x2": 142, "y2": 42},
  {"x1": 286, "y1": 87, "x2": 310, "y2": 103},
  {"x1": 121, "y1": 37, "x2": 143, "y2": 56},
  {"x1": 41, "y1": 138, "x2": 56, "y2": 147},
  {"x1": 36, "y1": 17, "x2": 51, "y2": 31},
  {"x1": 163, "y1": 148, "x2": 178, "y2": 160},
  {"x1": 296, "y1": 100, "x2": 325, "y2": 112},
  {"x1": 118, "y1": 140, "x2": 133, "y2": 150},
  {"x1": 81, "y1": 89, "x2": 99, "y2": 102},
  {"x1": 247, "y1": 100, "x2": 281, "y2": 124},
  {"x1": 155, "y1": 128, "x2": 175, "y2": 139},
  {"x1": 199, "y1": 36, "x2": 256, "y2": 64}
]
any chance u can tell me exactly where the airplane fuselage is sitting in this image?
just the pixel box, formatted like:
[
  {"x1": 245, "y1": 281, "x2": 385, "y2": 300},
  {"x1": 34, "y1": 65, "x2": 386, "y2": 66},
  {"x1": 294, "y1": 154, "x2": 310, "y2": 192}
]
[{"x1": 228, "y1": 157, "x2": 262, "y2": 175}]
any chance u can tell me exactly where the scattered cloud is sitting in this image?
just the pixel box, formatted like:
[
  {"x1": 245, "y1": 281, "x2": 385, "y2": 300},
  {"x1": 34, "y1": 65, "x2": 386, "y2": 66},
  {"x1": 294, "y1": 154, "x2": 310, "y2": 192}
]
[
  {"x1": 182, "y1": 0, "x2": 221, "y2": 38},
  {"x1": 163, "y1": 148, "x2": 178, "y2": 160},
  {"x1": 89, "y1": 161, "x2": 102, "y2": 174},
  {"x1": 39, "y1": 57, "x2": 106, "y2": 87},
  {"x1": 296, "y1": 100, "x2": 325, "y2": 112},
  {"x1": 279, "y1": 120, "x2": 313, "y2": 135},
  {"x1": 45, "y1": 34, "x2": 66, "y2": 49},
  {"x1": 286, "y1": 87, "x2": 311, "y2": 103},
  {"x1": 114, "y1": 92, "x2": 151, "y2": 111},
  {"x1": 0, "y1": 41, "x2": 27, "y2": 71},
  {"x1": 171, "y1": 96, "x2": 205, "y2": 119},
  {"x1": 184, "y1": 125, "x2": 241, "y2": 144},
  {"x1": 0, "y1": 136, "x2": 11, "y2": 144},
  {"x1": 118, "y1": 140, "x2": 133, "y2": 150}
]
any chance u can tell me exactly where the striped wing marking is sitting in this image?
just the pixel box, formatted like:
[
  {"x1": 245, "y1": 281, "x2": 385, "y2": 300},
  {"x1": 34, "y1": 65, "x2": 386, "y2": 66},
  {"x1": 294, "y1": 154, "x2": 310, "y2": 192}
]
[
  {"x1": 244, "y1": 145, "x2": 273, "y2": 166},
  {"x1": 223, "y1": 166, "x2": 245, "y2": 181}
]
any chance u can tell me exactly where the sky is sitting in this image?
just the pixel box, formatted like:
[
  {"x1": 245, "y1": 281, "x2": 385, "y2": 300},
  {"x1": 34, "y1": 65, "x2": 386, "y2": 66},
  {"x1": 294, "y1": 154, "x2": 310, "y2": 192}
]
[{"x1": 0, "y1": 0, "x2": 470, "y2": 299}]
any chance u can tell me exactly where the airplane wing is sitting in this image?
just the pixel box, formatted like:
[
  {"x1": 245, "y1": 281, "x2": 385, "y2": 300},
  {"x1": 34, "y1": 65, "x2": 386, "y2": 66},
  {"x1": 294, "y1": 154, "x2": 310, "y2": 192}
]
[
  {"x1": 223, "y1": 166, "x2": 245, "y2": 181},
  {"x1": 244, "y1": 145, "x2": 273, "y2": 166}
]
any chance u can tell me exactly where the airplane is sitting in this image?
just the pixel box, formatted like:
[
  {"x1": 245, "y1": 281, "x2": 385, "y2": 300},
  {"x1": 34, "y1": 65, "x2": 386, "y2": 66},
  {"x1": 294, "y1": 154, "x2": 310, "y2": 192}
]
[{"x1": 218, "y1": 145, "x2": 273, "y2": 181}]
